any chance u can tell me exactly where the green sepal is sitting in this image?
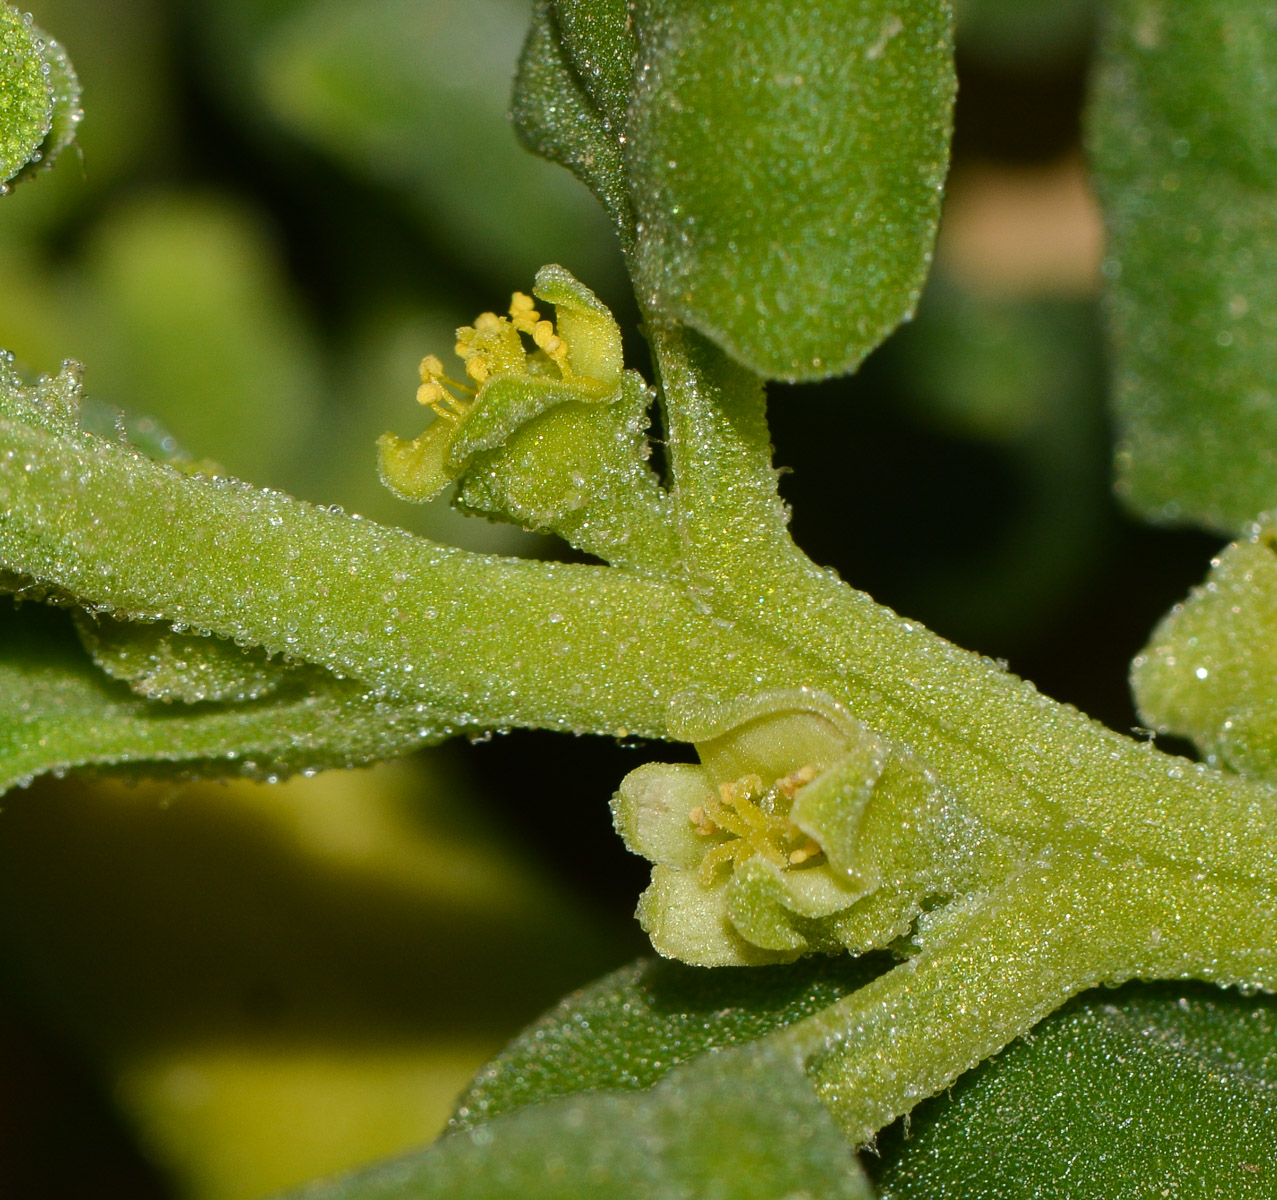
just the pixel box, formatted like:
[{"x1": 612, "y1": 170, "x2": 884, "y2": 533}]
[
  {"x1": 607, "y1": 761, "x2": 711, "y2": 871},
  {"x1": 672, "y1": 688, "x2": 861, "y2": 784},
  {"x1": 789, "y1": 734, "x2": 887, "y2": 883},
  {"x1": 376, "y1": 419, "x2": 455, "y2": 504},
  {"x1": 636, "y1": 864, "x2": 787, "y2": 967},
  {"x1": 74, "y1": 611, "x2": 300, "y2": 704},
  {"x1": 725, "y1": 857, "x2": 864, "y2": 953},
  {"x1": 529, "y1": 261, "x2": 623, "y2": 383},
  {"x1": 452, "y1": 374, "x2": 615, "y2": 463},
  {"x1": 456, "y1": 371, "x2": 677, "y2": 573}
]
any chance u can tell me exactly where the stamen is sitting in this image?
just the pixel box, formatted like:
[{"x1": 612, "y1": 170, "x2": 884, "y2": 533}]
[
  {"x1": 509, "y1": 292, "x2": 540, "y2": 333},
  {"x1": 777, "y1": 764, "x2": 819, "y2": 800},
  {"x1": 689, "y1": 805, "x2": 719, "y2": 837},
  {"x1": 694, "y1": 770, "x2": 828, "y2": 879},
  {"x1": 417, "y1": 380, "x2": 446, "y2": 406},
  {"x1": 788, "y1": 838, "x2": 824, "y2": 865}
]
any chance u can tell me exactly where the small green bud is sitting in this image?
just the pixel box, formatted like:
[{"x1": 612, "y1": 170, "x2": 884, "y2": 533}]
[{"x1": 74, "y1": 611, "x2": 301, "y2": 705}]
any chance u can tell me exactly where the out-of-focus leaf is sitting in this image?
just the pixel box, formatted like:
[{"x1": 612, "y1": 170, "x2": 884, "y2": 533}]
[
  {"x1": 884, "y1": 286, "x2": 1109, "y2": 643},
  {"x1": 1091, "y1": 0, "x2": 1277, "y2": 533},
  {"x1": 453, "y1": 954, "x2": 887, "y2": 1127},
  {"x1": 874, "y1": 984, "x2": 1277, "y2": 1199},
  {"x1": 626, "y1": 0, "x2": 954, "y2": 380},
  {"x1": 294, "y1": 1042, "x2": 874, "y2": 1200},
  {"x1": 1131, "y1": 514, "x2": 1277, "y2": 782},
  {"x1": 0, "y1": 192, "x2": 323, "y2": 490},
  {"x1": 955, "y1": 0, "x2": 1096, "y2": 68},
  {"x1": 0, "y1": 759, "x2": 614, "y2": 1200},
  {"x1": 82, "y1": 193, "x2": 323, "y2": 490},
  {"x1": 0, "y1": 3, "x2": 79, "y2": 189},
  {"x1": 253, "y1": 0, "x2": 618, "y2": 286}
]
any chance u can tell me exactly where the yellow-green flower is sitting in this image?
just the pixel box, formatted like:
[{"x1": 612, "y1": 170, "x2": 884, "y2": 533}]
[
  {"x1": 378, "y1": 265, "x2": 625, "y2": 503},
  {"x1": 613, "y1": 687, "x2": 997, "y2": 966}
]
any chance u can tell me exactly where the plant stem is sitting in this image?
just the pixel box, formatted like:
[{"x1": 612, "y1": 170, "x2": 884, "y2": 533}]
[{"x1": 0, "y1": 414, "x2": 796, "y2": 739}]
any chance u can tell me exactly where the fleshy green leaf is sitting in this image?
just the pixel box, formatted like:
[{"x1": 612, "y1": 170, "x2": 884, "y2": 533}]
[
  {"x1": 0, "y1": 601, "x2": 446, "y2": 791},
  {"x1": 0, "y1": 356, "x2": 801, "y2": 753},
  {"x1": 1131, "y1": 513, "x2": 1277, "y2": 782},
  {"x1": 0, "y1": 4, "x2": 79, "y2": 189},
  {"x1": 1090, "y1": 0, "x2": 1277, "y2": 533},
  {"x1": 294, "y1": 1042, "x2": 874, "y2": 1200},
  {"x1": 875, "y1": 984, "x2": 1277, "y2": 1199},
  {"x1": 512, "y1": 2, "x2": 631, "y2": 234},
  {"x1": 626, "y1": 0, "x2": 954, "y2": 380},
  {"x1": 253, "y1": 0, "x2": 617, "y2": 284},
  {"x1": 452, "y1": 954, "x2": 886, "y2": 1128},
  {"x1": 514, "y1": 0, "x2": 956, "y2": 381}
]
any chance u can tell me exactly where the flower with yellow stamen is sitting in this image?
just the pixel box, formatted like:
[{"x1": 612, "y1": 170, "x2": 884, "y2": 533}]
[
  {"x1": 378, "y1": 264, "x2": 624, "y2": 503},
  {"x1": 610, "y1": 687, "x2": 978, "y2": 967}
]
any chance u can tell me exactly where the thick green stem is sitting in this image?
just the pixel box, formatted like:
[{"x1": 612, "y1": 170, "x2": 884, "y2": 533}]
[
  {"x1": 0, "y1": 415, "x2": 796, "y2": 739},
  {"x1": 770, "y1": 853, "x2": 1277, "y2": 1144}
]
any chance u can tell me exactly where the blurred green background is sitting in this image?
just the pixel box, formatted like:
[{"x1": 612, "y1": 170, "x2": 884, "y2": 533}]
[{"x1": 0, "y1": 1, "x2": 1227, "y2": 1196}]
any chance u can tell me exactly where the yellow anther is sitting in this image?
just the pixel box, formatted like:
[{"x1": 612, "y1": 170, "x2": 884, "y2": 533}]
[
  {"x1": 419, "y1": 354, "x2": 445, "y2": 382},
  {"x1": 464, "y1": 356, "x2": 490, "y2": 384},
  {"x1": 788, "y1": 838, "x2": 824, "y2": 865},
  {"x1": 417, "y1": 379, "x2": 445, "y2": 406},
  {"x1": 694, "y1": 769, "x2": 827, "y2": 882},
  {"x1": 509, "y1": 292, "x2": 540, "y2": 333},
  {"x1": 474, "y1": 311, "x2": 501, "y2": 331},
  {"x1": 689, "y1": 806, "x2": 719, "y2": 837},
  {"x1": 777, "y1": 764, "x2": 819, "y2": 801}
]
